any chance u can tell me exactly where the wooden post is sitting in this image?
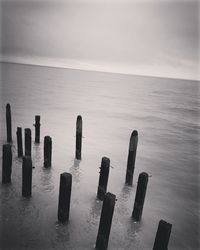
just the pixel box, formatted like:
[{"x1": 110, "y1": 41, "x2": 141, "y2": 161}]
[
  {"x1": 75, "y1": 115, "x2": 82, "y2": 160},
  {"x1": 22, "y1": 156, "x2": 32, "y2": 197},
  {"x1": 153, "y1": 220, "x2": 172, "y2": 250},
  {"x1": 96, "y1": 192, "x2": 116, "y2": 250},
  {"x1": 97, "y1": 157, "x2": 110, "y2": 200},
  {"x1": 34, "y1": 115, "x2": 41, "y2": 143},
  {"x1": 6, "y1": 103, "x2": 12, "y2": 143},
  {"x1": 25, "y1": 128, "x2": 31, "y2": 156},
  {"x1": 2, "y1": 144, "x2": 12, "y2": 184},
  {"x1": 44, "y1": 136, "x2": 52, "y2": 168},
  {"x1": 132, "y1": 172, "x2": 148, "y2": 221},
  {"x1": 58, "y1": 172, "x2": 72, "y2": 223},
  {"x1": 125, "y1": 130, "x2": 138, "y2": 185},
  {"x1": 16, "y1": 127, "x2": 23, "y2": 157}
]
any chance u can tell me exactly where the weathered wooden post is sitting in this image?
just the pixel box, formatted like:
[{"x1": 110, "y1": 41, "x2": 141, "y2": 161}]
[
  {"x1": 132, "y1": 172, "x2": 148, "y2": 221},
  {"x1": 25, "y1": 128, "x2": 31, "y2": 156},
  {"x1": 6, "y1": 103, "x2": 12, "y2": 143},
  {"x1": 44, "y1": 136, "x2": 52, "y2": 168},
  {"x1": 22, "y1": 156, "x2": 32, "y2": 197},
  {"x1": 97, "y1": 157, "x2": 110, "y2": 200},
  {"x1": 95, "y1": 192, "x2": 116, "y2": 250},
  {"x1": 125, "y1": 130, "x2": 138, "y2": 185},
  {"x1": 34, "y1": 115, "x2": 41, "y2": 143},
  {"x1": 16, "y1": 127, "x2": 23, "y2": 157},
  {"x1": 75, "y1": 115, "x2": 82, "y2": 160},
  {"x1": 2, "y1": 144, "x2": 12, "y2": 184},
  {"x1": 58, "y1": 172, "x2": 72, "y2": 223},
  {"x1": 153, "y1": 220, "x2": 172, "y2": 250}
]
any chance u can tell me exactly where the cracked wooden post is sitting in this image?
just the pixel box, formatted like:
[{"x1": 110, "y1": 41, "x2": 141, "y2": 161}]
[
  {"x1": 58, "y1": 172, "x2": 72, "y2": 223},
  {"x1": 97, "y1": 157, "x2": 110, "y2": 200},
  {"x1": 153, "y1": 220, "x2": 172, "y2": 250},
  {"x1": 2, "y1": 144, "x2": 12, "y2": 184},
  {"x1": 6, "y1": 103, "x2": 12, "y2": 143},
  {"x1": 25, "y1": 128, "x2": 31, "y2": 157},
  {"x1": 75, "y1": 115, "x2": 82, "y2": 160},
  {"x1": 125, "y1": 130, "x2": 138, "y2": 185},
  {"x1": 22, "y1": 156, "x2": 32, "y2": 197},
  {"x1": 34, "y1": 115, "x2": 41, "y2": 143},
  {"x1": 96, "y1": 192, "x2": 116, "y2": 250},
  {"x1": 132, "y1": 172, "x2": 148, "y2": 221},
  {"x1": 16, "y1": 127, "x2": 23, "y2": 157},
  {"x1": 44, "y1": 136, "x2": 52, "y2": 168}
]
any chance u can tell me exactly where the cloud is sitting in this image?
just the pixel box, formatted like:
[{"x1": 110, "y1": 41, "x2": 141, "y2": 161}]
[{"x1": 1, "y1": 0, "x2": 199, "y2": 80}]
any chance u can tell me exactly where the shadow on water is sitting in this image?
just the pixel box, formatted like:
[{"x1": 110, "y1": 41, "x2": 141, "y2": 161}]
[
  {"x1": 120, "y1": 184, "x2": 133, "y2": 200},
  {"x1": 31, "y1": 142, "x2": 55, "y2": 193},
  {"x1": 116, "y1": 184, "x2": 134, "y2": 216},
  {"x1": 82, "y1": 197, "x2": 103, "y2": 248},
  {"x1": 40, "y1": 167, "x2": 54, "y2": 193},
  {"x1": 125, "y1": 218, "x2": 145, "y2": 250},
  {"x1": 127, "y1": 217, "x2": 143, "y2": 239},
  {"x1": 1, "y1": 182, "x2": 14, "y2": 201},
  {"x1": 18, "y1": 196, "x2": 39, "y2": 219},
  {"x1": 55, "y1": 221, "x2": 71, "y2": 246},
  {"x1": 89, "y1": 197, "x2": 102, "y2": 221},
  {"x1": 69, "y1": 158, "x2": 82, "y2": 184},
  {"x1": 33, "y1": 142, "x2": 42, "y2": 166}
]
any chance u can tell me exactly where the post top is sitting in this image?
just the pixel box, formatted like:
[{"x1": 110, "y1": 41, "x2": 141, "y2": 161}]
[
  {"x1": 138, "y1": 172, "x2": 149, "y2": 182},
  {"x1": 61, "y1": 172, "x2": 72, "y2": 180},
  {"x1": 35, "y1": 115, "x2": 40, "y2": 121},
  {"x1": 102, "y1": 156, "x2": 110, "y2": 164},
  {"x1": 6, "y1": 103, "x2": 11, "y2": 109},
  {"x1": 131, "y1": 130, "x2": 138, "y2": 137},
  {"x1": 44, "y1": 136, "x2": 52, "y2": 142},
  {"x1": 104, "y1": 192, "x2": 116, "y2": 201},
  {"x1": 25, "y1": 128, "x2": 31, "y2": 134},
  {"x1": 129, "y1": 130, "x2": 138, "y2": 151},
  {"x1": 76, "y1": 116, "x2": 82, "y2": 133},
  {"x1": 159, "y1": 219, "x2": 172, "y2": 229},
  {"x1": 3, "y1": 143, "x2": 12, "y2": 150}
]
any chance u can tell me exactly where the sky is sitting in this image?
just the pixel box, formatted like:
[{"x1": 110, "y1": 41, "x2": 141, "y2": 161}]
[{"x1": 0, "y1": 0, "x2": 199, "y2": 80}]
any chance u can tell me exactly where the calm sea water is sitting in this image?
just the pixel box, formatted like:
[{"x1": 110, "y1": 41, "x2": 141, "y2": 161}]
[{"x1": 0, "y1": 63, "x2": 199, "y2": 250}]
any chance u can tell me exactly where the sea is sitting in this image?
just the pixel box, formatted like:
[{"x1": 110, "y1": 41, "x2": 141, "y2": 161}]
[{"x1": 0, "y1": 62, "x2": 199, "y2": 250}]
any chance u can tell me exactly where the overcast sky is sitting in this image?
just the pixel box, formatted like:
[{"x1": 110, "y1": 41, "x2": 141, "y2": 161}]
[{"x1": 0, "y1": 0, "x2": 199, "y2": 80}]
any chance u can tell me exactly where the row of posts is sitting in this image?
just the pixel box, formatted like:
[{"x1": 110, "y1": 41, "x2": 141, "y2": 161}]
[
  {"x1": 6, "y1": 104, "x2": 138, "y2": 183},
  {"x1": 7, "y1": 104, "x2": 82, "y2": 161},
  {"x1": 3, "y1": 103, "x2": 172, "y2": 249}
]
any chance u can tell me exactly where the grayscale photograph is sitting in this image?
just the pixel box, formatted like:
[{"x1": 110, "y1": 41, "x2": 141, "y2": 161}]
[{"x1": 0, "y1": 0, "x2": 199, "y2": 249}]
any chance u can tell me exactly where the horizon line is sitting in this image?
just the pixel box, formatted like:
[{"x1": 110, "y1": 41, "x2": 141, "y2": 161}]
[{"x1": 0, "y1": 57, "x2": 199, "y2": 82}]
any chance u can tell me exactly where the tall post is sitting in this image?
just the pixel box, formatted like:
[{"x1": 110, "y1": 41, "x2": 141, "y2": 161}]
[
  {"x1": 2, "y1": 144, "x2": 12, "y2": 184},
  {"x1": 153, "y1": 220, "x2": 172, "y2": 250},
  {"x1": 16, "y1": 127, "x2": 23, "y2": 157},
  {"x1": 58, "y1": 172, "x2": 72, "y2": 223},
  {"x1": 96, "y1": 192, "x2": 116, "y2": 250},
  {"x1": 125, "y1": 130, "x2": 138, "y2": 185},
  {"x1": 97, "y1": 157, "x2": 110, "y2": 200},
  {"x1": 22, "y1": 156, "x2": 32, "y2": 197},
  {"x1": 6, "y1": 103, "x2": 12, "y2": 143},
  {"x1": 44, "y1": 136, "x2": 52, "y2": 168},
  {"x1": 34, "y1": 115, "x2": 41, "y2": 143},
  {"x1": 75, "y1": 115, "x2": 82, "y2": 160},
  {"x1": 132, "y1": 172, "x2": 148, "y2": 221},
  {"x1": 25, "y1": 128, "x2": 31, "y2": 157}
]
